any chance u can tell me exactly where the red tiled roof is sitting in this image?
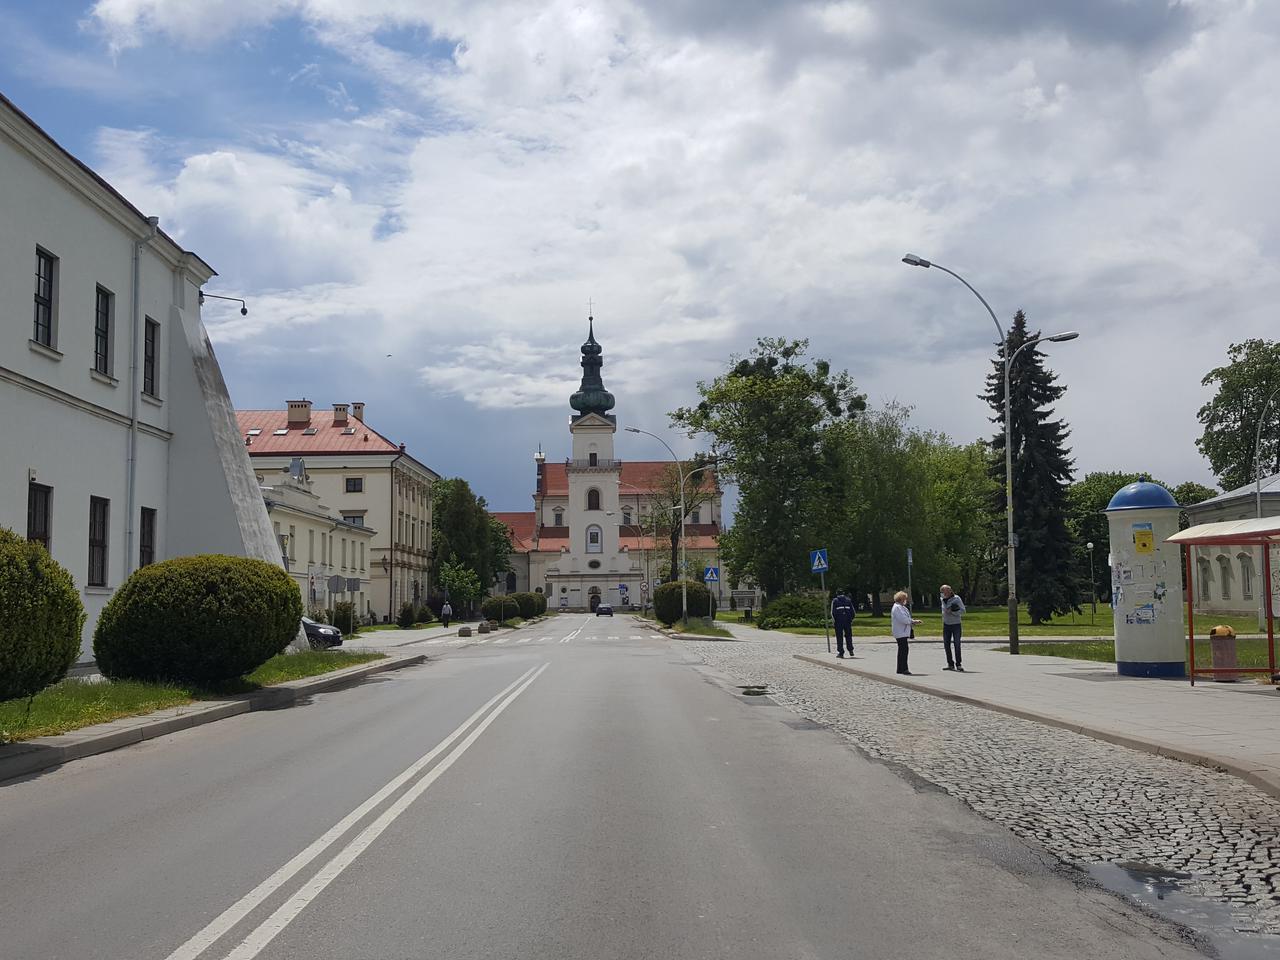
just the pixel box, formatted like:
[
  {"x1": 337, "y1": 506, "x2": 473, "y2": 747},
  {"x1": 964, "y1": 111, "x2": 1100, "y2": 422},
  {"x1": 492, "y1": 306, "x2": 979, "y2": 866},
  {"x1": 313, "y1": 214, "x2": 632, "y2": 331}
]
[
  {"x1": 237, "y1": 410, "x2": 400, "y2": 455},
  {"x1": 540, "y1": 461, "x2": 718, "y2": 497},
  {"x1": 493, "y1": 512, "x2": 536, "y2": 553}
]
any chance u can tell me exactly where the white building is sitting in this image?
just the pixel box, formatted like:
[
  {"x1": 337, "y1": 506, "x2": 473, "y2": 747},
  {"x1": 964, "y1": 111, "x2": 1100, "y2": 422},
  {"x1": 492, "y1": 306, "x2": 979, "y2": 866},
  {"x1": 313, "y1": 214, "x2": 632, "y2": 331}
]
[
  {"x1": 1183, "y1": 472, "x2": 1279, "y2": 617},
  {"x1": 236, "y1": 401, "x2": 439, "y2": 621},
  {"x1": 0, "y1": 92, "x2": 282, "y2": 660},
  {"x1": 260, "y1": 458, "x2": 376, "y2": 618},
  {"x1": 493, "y1": 321, "x2": 725, "y2": 612}
]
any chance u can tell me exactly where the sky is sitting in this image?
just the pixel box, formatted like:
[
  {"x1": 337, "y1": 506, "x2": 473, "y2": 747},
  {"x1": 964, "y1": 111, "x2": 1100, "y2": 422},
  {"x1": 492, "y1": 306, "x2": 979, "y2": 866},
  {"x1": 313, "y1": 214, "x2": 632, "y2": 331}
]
[{"x1": 2, "y1": 0, "x2": 1275, "y2": 512}]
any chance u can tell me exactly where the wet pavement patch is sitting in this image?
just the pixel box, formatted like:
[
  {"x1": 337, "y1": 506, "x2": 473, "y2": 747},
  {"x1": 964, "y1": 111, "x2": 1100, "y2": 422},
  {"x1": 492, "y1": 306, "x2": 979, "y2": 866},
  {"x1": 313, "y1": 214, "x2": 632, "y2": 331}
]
[{"x1": 1089, "y1": 862, "x2": 1280, "y2": 959}]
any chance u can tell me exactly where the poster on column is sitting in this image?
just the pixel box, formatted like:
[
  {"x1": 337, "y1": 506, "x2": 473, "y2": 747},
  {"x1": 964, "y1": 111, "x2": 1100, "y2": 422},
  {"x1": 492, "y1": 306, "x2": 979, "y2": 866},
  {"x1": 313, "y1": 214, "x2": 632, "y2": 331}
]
[
  {"x1": 1132, "y1": 522, "x2": 1154, "y2": 554},
  {"x1": 1272, "y1": 544, "x2": 1280, "y2": 612}
]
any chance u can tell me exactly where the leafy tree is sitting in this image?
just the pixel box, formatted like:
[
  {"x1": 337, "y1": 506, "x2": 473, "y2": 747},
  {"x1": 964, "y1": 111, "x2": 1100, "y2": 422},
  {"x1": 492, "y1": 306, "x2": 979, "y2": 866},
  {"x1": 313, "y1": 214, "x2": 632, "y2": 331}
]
[
  {"x1": 672, "y1": 338, "x2": 865, "y2": 601},
  {"x1": 437, "y1": 558, "x2": 482, "y2": 615},
  {"x1": 644, "y1": 460, "x2": 717, "y2": 582},
  {"x1": 1197, "y1": 339, "x2": 1280, "y2": 490},
  {"x1": 430, "y1": 478, "x2": 512, "y2": 594},
  {"x1": 1171, "y1": 481, "x2": 1218, "y2": 529},
  {"x1": 983, "y1": 310, "x2": 1077, "y2": 625},
  {"x1": 919, "y1": 437, "x2": 1001, "y2": 603}
]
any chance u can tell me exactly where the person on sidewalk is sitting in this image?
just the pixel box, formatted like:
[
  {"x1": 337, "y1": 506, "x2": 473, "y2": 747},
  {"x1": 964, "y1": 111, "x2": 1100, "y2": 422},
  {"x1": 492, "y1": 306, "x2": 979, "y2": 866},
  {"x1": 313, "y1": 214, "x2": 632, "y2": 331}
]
[
  {"x1": 940, "y1": 584, "x2": 967, "y2": 672},
  {"x1": 831, "y1": 589, "x2": 855, "y2": 658},
  {"x1": 441, "y1": 601, "x2": 453, "y2": 629},
  {"x1": 891, "y1": 590, "x2": 922, "y2": 675}
]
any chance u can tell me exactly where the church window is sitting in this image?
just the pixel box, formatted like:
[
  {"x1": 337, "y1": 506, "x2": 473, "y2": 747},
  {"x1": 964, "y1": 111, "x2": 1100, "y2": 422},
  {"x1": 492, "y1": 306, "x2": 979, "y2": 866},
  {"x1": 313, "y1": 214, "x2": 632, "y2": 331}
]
[
  {"x1": 586, "y1": 524, "x2": 602, "y2": 553},
  {"x1": 1239, "y1": 553, "x2": 1254, "y2": 601},
  {"x1": 1216, "y1": 555, "x2": 1232, "y2": 601},
  {"x1": 1197, "y1": 557, "x2": 1211, "y2": 601},
  {"x1": 622, "y1": 508, "x2": 632, "y2": 526},
  {"x1": 553, "y1": 509, "x2": 563, "y2": 526},
  {"x1": 690, "y1": 508, "x2": 701, "y2": 524},
  {"x1": 589, "y1": 452, "x2": 598, "y2": 466},
  {"x1": 587, "y1": 488, "x2": 601, "y2": 511}
]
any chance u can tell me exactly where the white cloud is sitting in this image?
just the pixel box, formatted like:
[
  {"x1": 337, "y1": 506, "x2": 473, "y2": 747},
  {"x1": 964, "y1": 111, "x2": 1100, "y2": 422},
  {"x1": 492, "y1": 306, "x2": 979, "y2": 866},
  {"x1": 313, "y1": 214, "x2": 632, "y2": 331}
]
[{"x1": 78, "y1": 0, "x2": 1280, "y2": 500}]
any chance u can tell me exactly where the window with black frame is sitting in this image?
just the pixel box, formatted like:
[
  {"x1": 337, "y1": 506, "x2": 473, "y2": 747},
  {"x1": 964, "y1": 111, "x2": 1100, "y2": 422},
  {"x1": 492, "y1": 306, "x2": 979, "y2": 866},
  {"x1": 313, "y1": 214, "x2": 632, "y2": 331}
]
[
  {"x1": 27, "y1": 482, "x2": 52, "y2": 549},
  {"x1": 143, "y1": 318, "x2": 159, "y2": 396},
  {"x1": 94, "y1": 286, "x2": 113, "y2": 375},
  {"x1": 34, "y1": 249, "x2": 54, "y2": 345},
  {"x1": 139, "y1": 507, "x2": 156, "y2": 567},
  {"x1": 88, "y1": 496, "x2": 110, "y2": 586}
]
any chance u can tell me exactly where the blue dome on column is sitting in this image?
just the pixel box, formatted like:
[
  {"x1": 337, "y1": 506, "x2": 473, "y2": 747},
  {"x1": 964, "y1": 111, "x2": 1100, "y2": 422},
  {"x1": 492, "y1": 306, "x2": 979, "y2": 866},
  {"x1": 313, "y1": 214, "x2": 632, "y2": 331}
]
[{"x1": 1105, "y1": 477, "x2": 1178, "y2": 512}]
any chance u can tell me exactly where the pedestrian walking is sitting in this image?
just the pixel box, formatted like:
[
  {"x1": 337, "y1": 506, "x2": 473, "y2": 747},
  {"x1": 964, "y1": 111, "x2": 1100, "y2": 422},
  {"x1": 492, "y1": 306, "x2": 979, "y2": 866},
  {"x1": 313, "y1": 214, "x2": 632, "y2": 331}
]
[
  {"x1": 441, "y1": 601, "x2": 453, "y2": 629},
  {"x1": 891, "y1": 590, "x2": 922, "y2": 675},
  {"x1": 940, "y1": 584, "x2": 967, "y2": 672},
  {"x1": 831, "y1": 589, "x2": 855, "y2": 658}
]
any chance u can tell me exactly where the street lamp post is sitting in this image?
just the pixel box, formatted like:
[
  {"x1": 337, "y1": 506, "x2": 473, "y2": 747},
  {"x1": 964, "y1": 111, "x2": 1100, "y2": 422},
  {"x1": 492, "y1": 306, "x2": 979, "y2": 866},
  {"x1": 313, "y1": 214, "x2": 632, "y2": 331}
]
[
  {"x1": 1086, "y1": 541, "x2": 1096, "y2": 624},
  {"x1": 626, "y1": 426, "x2": 690, "y2": 626},
  {"x1": 902, "y1": 254, "x2": 1078, "y2": 654},
  {"x1": 618, "y1": 480, "x2": 658, "y2": 614}
]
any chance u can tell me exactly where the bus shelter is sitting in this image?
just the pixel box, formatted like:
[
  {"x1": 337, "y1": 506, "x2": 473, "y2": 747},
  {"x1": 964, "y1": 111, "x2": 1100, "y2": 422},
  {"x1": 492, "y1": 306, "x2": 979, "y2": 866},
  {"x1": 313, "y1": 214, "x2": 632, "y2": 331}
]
[{"x1": 1165, "y1": 517, "x2": 1279, "y2": 686}]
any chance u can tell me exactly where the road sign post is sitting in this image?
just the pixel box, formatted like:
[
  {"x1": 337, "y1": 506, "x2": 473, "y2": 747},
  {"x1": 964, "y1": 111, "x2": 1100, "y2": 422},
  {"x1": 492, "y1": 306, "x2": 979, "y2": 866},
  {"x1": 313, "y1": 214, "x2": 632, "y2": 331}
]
[
  {"x1": 907, "y1": 547, "x2": 913, "y2": 604},
  {"x1": 810, "y1": 549, "x2": 830, "y2": 653}
]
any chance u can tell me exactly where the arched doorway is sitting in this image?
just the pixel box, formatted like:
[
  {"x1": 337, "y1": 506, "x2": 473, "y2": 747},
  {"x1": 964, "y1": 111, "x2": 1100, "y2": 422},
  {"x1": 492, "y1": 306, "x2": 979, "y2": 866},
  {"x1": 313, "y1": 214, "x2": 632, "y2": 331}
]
[{"x1": 589, "y1": 586, "x2": 601, "y2": 611}]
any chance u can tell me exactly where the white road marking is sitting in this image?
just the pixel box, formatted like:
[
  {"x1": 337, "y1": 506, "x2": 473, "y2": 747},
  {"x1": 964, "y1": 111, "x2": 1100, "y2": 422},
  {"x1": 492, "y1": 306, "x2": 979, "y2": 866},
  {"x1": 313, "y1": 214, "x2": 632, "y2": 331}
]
[
  {"x1": 219, "y1": 664, "x2": 549, "y2": 960},
  {"x1": 426, "y1": 639, "x2": 449, "y2": 645},
  {"x1": 492, "y1": 638, "x2": 509, "y2": 644},
  {"x1": 473, "y1": 638, "x2": 492, "y2": 644},
  {"x1": 163, "y1": 665, "x2": 542, "y2": 960},
  {"x1": 517, "y1": 638, "x2": 532, "y2": 644}
]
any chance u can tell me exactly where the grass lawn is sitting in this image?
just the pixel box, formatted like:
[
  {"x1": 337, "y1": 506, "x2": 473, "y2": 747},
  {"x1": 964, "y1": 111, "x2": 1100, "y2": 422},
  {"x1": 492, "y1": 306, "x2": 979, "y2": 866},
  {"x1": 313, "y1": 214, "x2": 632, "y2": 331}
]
[
  {"x1": 356, "y1": 623, "x2": 403, "y2": 633},
  {"x1": 996, "y1": 637, "x2": 1278, "y2": 670},
  {"x1": 0, "y1": 650, "x2": 385, "y2": 743},
  {"x1": 669, "y1": 620, "x2": 735, "y2": 639}
]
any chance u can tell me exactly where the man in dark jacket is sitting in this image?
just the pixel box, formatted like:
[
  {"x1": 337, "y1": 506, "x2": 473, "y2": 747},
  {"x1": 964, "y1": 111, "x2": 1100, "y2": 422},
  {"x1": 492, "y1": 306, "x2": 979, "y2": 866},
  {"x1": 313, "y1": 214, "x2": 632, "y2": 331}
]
[{"x1": 831, "y1": 589, "x2": 855, "y2": 658}]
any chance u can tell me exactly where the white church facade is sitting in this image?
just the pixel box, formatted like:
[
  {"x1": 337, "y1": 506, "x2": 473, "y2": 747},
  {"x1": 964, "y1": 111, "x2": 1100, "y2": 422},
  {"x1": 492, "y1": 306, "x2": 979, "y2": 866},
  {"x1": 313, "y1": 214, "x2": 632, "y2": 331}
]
[{"x1": 494, "y1": 321, "x2": 724, "y2": 612}]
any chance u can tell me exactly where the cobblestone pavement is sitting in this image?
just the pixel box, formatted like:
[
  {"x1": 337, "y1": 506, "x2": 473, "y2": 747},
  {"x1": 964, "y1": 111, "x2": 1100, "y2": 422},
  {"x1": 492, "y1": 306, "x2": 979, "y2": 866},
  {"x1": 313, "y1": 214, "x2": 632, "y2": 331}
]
[{"x1": 682, "y1": 638, "x2": 1280, "y2": 935}]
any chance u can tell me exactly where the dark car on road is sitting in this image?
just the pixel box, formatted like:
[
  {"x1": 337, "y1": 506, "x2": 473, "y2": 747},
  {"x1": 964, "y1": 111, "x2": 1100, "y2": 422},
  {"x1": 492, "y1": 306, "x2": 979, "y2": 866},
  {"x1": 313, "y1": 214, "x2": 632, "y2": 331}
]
[
  {"x1": 301, "y1": 616, "x2": 343, "y2": 648},
  {"x1": 595, "y1": 604, "x2": 613, "y2": 617}
]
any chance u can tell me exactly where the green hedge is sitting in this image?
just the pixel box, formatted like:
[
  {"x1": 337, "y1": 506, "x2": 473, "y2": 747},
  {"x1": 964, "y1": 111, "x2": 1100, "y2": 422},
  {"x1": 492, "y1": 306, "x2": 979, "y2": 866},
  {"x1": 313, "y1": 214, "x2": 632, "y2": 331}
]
[
  {"x1": 415, "y1": 604, "x2": 436, "y2": 626},
  {"x1": 330, "y1": 601, "x2": 355, "y2": 634},
  {"x1": 481, "y1": 595, "x2": 521, "y2": 622},
  {"x1": 397, "y1": 602, "x2": 416, "y2": 629},
  {"x1": 0, "y1": 528, "x2": 85, "y2": 700},
  {"x1": 94, "y1": 555, "x2": 302, "y2": 685},
  {"x1": 757, "y1": 593, "x2": 827, "y2": 630},
  {"x1": 509, "y1": 592, "x2": 539, "y2": 619},
  {"x1": 653, "y1": 580, "x2": 711, "y2": 626}
]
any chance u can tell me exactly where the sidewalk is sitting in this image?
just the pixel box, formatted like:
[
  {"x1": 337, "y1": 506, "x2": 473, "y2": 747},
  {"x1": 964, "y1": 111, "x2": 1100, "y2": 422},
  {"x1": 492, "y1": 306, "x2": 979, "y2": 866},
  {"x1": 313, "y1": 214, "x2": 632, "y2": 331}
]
[
  {"x1": 343, "y1": 623, "x2": 462, "y2": 651},
  {"x1": 796, "y1": 643, "x2": 1280, "y2": 800}
]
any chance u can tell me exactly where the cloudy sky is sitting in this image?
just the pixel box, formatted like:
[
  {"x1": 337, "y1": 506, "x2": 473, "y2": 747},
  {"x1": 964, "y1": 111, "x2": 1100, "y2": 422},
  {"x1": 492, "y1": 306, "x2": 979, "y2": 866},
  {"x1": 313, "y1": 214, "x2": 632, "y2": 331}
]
[{"x1": 2, "y1": 0, "x2": 1273, "y2": 510}]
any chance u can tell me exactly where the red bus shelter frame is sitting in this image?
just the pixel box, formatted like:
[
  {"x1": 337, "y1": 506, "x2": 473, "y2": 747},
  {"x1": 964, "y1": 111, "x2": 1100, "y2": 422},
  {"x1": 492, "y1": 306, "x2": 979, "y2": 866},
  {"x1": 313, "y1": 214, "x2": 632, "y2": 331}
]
[{"x1": 1166, "y1": 518, "x2": 1279, "y2": 686}]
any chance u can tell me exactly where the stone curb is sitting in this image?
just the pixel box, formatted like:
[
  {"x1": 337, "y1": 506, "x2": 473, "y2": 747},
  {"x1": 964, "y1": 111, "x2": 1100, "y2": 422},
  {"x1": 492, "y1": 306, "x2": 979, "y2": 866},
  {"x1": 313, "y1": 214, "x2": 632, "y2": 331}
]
[
  {"x1": 794, "y1": 653, "x2": 1280, "y2": 803},
  {"x1": 0, "y1": 653, "x2": 427, "y2": 785}
]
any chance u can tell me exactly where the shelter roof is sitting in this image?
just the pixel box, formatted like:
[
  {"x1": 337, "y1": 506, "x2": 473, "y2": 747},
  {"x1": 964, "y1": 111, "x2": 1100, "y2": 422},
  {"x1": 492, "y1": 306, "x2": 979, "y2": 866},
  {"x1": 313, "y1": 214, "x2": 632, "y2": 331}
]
[{"x1": 1166, "y1": 517, "x2": 1280, "y2": 547}]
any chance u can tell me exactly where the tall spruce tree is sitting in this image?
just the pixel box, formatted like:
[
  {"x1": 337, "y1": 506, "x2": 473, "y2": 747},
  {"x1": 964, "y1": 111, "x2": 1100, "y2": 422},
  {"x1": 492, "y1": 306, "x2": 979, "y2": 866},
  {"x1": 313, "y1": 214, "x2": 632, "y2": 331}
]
[{"x1": 983, "y1": 310, "x2": 1078, "y2": 624}]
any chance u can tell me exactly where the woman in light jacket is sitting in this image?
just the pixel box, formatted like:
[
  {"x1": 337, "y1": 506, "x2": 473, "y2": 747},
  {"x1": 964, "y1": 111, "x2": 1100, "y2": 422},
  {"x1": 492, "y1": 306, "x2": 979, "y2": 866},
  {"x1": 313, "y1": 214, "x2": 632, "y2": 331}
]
[{"x1": 891, "y1": 590, "x2": 921, "y2": 676}]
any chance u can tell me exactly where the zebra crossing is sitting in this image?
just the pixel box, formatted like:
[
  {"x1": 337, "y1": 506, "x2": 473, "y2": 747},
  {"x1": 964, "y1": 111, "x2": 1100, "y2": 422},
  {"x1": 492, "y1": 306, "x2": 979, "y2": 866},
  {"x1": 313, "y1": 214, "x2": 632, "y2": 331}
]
[{"x1": 420, "y1": 633, "x2": 645, "y2": 648}]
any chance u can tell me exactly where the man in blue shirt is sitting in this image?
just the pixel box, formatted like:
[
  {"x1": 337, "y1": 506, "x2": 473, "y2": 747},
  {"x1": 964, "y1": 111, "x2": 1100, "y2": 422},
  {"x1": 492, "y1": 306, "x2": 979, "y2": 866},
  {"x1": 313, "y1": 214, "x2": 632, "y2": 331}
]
[{"x1": 831, "y1": 589, "x2": 855, "y2": 658}]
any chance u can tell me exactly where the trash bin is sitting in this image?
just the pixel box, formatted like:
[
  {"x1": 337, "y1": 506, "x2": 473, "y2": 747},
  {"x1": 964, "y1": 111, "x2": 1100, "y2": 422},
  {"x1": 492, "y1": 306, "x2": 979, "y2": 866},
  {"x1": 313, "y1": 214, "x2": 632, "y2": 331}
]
[{"x1": 1209, "y1": 625, "x2": 1241, "y2": 682}]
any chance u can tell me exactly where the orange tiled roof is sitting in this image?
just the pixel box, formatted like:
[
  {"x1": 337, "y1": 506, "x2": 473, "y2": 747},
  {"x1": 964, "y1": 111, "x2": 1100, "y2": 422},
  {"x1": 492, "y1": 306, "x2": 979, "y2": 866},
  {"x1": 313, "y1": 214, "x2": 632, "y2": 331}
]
[
  {"x1": 493, "y1": 511, "x2": 536, "y2": 553},
  {"x1": 237, "y1": 410, "x2": 400, "y2": 455}
]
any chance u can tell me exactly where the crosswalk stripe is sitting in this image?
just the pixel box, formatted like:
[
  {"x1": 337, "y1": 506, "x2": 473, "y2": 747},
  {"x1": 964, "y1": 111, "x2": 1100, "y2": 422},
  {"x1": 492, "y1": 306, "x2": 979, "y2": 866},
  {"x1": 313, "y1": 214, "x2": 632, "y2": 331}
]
[
  {"x1": 426, "y1": 639, "x2": 449, "y2": 645},
  {"x1": 559, "y1": 637, "x2": 571, "y2": 643},
  {"x1": 517, "y1": 638, "x2": 531, "y2": 644},
  {"x1": 492, "y1": 638, "x2": 509, "y2": 644}
]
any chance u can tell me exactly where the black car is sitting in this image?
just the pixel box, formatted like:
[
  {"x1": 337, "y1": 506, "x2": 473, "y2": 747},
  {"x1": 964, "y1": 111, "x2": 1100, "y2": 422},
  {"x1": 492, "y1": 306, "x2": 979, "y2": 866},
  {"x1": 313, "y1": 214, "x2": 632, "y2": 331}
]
[
  {"x1": 595, "y1": 604, "x2": 613, "y2": 617},
  {"x1": 301, "y1": 616, "x2": 343, "y2": 648}
]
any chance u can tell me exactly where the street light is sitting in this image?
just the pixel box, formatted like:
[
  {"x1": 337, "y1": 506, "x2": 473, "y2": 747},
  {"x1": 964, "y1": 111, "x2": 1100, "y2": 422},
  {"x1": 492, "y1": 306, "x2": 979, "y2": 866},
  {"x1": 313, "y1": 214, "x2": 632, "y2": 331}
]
[
  {"x1": 1254, "y1": 384, "x2": 1280, "y2": 520},
  {"x1": 903, "y1": 253, "x2": 1079, "y2": 654},
  {"x1": 199, "y1": 291, "x2": 249, "y2": 315},
  {"x1": 1086, "y1": 541, "x2": 1096, "y2": 624},
  {"x1": 626, "y1": 426, "x2": 690, "y2": 626}
]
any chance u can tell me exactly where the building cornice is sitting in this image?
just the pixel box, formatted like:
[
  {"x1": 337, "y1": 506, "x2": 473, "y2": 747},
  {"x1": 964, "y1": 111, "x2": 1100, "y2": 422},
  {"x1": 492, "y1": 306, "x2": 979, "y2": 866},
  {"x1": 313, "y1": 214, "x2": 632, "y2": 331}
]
[{"x1": 0, "y1": 94, "x2": 215, "y2": 283}]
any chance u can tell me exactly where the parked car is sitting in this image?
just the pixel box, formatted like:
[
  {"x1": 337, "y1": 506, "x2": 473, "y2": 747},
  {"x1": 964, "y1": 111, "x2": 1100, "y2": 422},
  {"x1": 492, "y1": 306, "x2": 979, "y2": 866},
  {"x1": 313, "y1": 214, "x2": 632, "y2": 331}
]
[
  {"x1": 301, "y1": 616, "x2": 343, "y2": 648},
  {"x1": 595, "y1": 604, "x2": 613, "y2": 617}
]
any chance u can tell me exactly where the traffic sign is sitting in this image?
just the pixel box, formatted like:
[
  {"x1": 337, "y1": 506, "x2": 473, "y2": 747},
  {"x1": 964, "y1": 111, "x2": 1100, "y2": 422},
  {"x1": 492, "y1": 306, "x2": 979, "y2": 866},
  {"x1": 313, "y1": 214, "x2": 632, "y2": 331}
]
[
  {"x1": 810, "y1": 549, "x2": 828, "y2": 574},
  {"x1": 327, "y1": 574, "x2": 344, "y2": 593},
  {"x1": 703, "y1": 566, "x2": 719, "y2": 583},
  {"x1": 618, "y1": 583, "x2": 628, "y2": 593},
  {"x1": 641, "y1": 581, "x2": 649, "y2": 593}
]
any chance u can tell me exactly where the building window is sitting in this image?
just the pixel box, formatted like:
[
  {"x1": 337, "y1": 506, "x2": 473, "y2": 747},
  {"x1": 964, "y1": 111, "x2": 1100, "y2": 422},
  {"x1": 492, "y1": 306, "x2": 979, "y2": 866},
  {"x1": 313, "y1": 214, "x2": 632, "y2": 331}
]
[
  {"x1": 321, "y1": 532, "x2": 327, "y2": 567},
  {"x1": 88, "y1": 496, "x2": 110, "y2": 587},
  {"x1": 622, "y1": 508, "x2": 632, "y2": 526},
  {"x1": 589, "y1": 452, "x2": 598, "y2": 466},
  {"x1": 94, "y1": 286, "x2": 114, "y2": 375},
  {"x1": 553, "y1": 509, "x2": 563, "y2": 527},
  {"x1": 342, "y1": 539, "x2": 347, "y2": 570},
  {"x1": 34, "y1": 248, "x2": 56, "y2": 346},
  {"x1": 1197, "y1": 557, "x2": 1211, "y2": 602},
  {"x1": 1216, "y1": 555, "x2": 1232, "y2": 601},
  {"x1": 289, "y1": 524, "x2": 297, "y2": 561},
  {"x1": 343, "y1": 514, "x2": 364, "y2": 527},
  {"x1": 690, "y1": 508, "x2": 701, "y2": 524},
  {"x1": 143, "y1": 318, "x2": 160, "y2": 396},
  {"x1": 587, "y1": 488, "x2": 601, "y2": 511},
  {"x1": 586, "y1": 524, "x2": 602, "y2": 554},
  {"x1": 360, "y1": 542, "x2": 365, "y2": 571},
  {"x1": 27, "y1": 482, "x2": 52, "y2": 549},
  {"x1": 309, "y1": 529, "x2": 316, "y2": 563},
  {"x1": 346, "y1": 477, "x2": 363, "y2": 493},
  {"x1": 1239, "y1": 553, "x2": 1255, "y2": 601},
  {"x1": 139, "y1": 507, "x2": 156, "y2": 567}
]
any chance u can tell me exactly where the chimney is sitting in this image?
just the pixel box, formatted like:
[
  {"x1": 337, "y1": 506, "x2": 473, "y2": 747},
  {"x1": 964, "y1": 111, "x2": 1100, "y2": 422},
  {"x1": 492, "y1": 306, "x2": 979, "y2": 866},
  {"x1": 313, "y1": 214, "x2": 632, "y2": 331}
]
[
  {"x1": 333, "y1": 403, "x2": 349, "y2": 424},
  {"x1": 286, "y1": 399, "x2": 312, "y2": 426},
  {"x1": 352, "y1": 401, "x2": 365, "y2": 422}
]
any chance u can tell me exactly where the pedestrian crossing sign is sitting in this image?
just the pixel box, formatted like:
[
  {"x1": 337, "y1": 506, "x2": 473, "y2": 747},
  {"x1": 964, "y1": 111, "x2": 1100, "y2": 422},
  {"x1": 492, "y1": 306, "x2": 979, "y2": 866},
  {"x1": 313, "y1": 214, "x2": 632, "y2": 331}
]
[
  {"x1": 810, "y1": 548, "x2": 829, "y2": 573},
  {"x1": 703, "y1": 566, "x2": 719, "y2": 583}
]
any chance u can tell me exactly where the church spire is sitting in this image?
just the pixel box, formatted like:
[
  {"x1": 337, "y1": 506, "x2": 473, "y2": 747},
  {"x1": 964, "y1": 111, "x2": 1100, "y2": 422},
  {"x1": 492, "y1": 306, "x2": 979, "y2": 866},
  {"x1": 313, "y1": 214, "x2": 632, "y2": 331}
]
[{"x1": 570, "y1": 314, "x2": 615, "y2": 417}]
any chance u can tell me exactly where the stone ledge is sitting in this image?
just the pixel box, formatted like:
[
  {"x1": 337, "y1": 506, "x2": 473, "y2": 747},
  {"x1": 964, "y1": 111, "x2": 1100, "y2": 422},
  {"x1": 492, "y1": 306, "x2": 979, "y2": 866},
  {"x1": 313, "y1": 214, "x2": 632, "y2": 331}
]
[
  {"x1": 794, "y1": 653, "x2": 1280, "y2": 803},
  {"x1": 0, "y1": 654, "x2": 426, "y2": 786}
]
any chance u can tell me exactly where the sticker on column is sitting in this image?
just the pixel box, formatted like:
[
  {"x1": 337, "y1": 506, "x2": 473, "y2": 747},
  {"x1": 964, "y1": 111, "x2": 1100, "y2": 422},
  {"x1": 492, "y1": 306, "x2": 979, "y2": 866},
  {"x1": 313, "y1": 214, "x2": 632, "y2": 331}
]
[{"x1": 1132, "y1": 522, "x2": 1154, "y2": 554}]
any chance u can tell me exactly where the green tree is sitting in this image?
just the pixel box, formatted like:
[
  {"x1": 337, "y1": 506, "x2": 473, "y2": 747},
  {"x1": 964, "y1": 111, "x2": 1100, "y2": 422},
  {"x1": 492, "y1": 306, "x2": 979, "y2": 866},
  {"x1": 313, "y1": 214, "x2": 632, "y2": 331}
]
[
  {"x1": 430, "y1": 478, "x2": 511, "y2": 594},
  {"x1": 437, "y1": 558, "x2": 482, "y2": 615},
  {"x1": 672, "y1": 338, "x2": 865, "y2": 601},
  {"x1": 644, "y1": 460, "x2": 717, "y2": 582},
  {"x1": 1197, "y1": 339, "x2": 1280, "y2": 490},
  {"x1": 983, "y1": 310, "x2": 1077, "y2": 625},
  {"x1": 920, "y1": 437, "x2": 1001, "y2": 603}
]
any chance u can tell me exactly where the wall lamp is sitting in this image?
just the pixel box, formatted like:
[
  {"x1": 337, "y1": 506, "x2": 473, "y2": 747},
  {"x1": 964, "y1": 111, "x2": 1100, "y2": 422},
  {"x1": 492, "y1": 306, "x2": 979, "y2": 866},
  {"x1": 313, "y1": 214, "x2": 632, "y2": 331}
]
[{"x1": 200, "y1": 291, "x2": 248, "y2": 316}]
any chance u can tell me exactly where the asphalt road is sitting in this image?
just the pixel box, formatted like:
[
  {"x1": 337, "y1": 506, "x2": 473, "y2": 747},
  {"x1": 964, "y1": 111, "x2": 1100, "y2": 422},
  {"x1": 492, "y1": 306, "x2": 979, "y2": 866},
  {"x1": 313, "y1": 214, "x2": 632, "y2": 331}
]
[{"x1": 1, "y1": 615, "x2": 1201, "y2": 960}]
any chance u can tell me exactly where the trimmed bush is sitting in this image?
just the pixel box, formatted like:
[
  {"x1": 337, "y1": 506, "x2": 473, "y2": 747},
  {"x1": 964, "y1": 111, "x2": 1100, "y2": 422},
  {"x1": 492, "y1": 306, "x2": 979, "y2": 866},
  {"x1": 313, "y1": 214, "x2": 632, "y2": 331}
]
[
  {"x1": 653, "y1": 580, "x2": 711, "y2": 626},
  {"x1": 397, "y1": 602, "x2": 416, "y2": 629},
  {"x1": 0, "y1": 528, "x2": 85, "y2": 701},
  {"x1": 510, "y1": 592, "x2": 538, "y2": 619},
  {"x1": 481, "y1": 596, "x2": 521, "y2": 621},
  {"x1": 415, "y1": 605, "x2": 435, "y2": 626},
  {"x1": 533, "y1": 591, "x2": 547, "y2": 615},
  {"x1": 330, "y1": 601, "x2": 355, "y2": 634},
  {"x1": 94, "y1": 555, "x2": 302, "y2": 685},
  {"x1": 757, "y1": 594, "x2": 827, "y2": 630}
]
